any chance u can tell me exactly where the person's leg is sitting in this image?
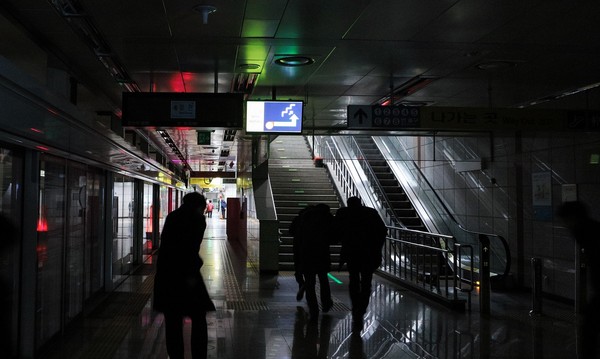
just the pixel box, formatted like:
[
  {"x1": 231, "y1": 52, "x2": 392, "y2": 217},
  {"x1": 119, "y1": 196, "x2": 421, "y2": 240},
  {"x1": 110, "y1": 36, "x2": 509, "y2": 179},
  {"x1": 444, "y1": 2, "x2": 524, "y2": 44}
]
[
  {"x1": 191, "y1": 312, "x2": 208, "y2": 359},
  {"x1": 304, "y1": 273, "x2": 319, "y2": 318},
  {"x1": 295, "y1": 271, "x2": 306, "y2": 301},
  {"x1": 359, "y1": 270, "x2": 374, "y2": 315},
  {"x1": 164, "y1": 312, "x2": 184, "y2": 359},
  {"x1": 348, "y1": 268, "x2": 363, "y2": 330},
  {"x1": 317, "y1": 271, "x2": 332, "y2": 312},
  {"x1": 348, "y1": 269, "x2": 360, "y2": 313}
]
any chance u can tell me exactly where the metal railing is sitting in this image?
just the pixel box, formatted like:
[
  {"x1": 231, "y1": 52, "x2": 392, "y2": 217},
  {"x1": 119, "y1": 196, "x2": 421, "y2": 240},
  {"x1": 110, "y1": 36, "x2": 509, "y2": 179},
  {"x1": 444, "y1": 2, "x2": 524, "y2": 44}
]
[
  {"x1": 381, "y1": 226, "x2": 471, "y2": 309},
  {"x1": 311, "y1": 135, "x2": 475, "y2": 309}
]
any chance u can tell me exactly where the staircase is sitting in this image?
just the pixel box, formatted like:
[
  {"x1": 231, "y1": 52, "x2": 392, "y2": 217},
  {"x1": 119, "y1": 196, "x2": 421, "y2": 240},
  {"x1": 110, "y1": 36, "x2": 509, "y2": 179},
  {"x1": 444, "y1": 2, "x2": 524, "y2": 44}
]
[
  {"x1": 354, "y1": 136, "x2": 426, "y2": 231},
  {"x1": 269, "y1": 135, "x2": 342, "y2": 271}
]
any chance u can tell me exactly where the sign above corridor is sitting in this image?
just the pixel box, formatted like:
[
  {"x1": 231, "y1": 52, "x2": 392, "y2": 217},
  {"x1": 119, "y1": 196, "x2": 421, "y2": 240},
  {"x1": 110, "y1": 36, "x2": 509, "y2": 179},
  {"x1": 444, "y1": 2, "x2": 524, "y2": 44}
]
[
  {"x1": 347, "y1": 105, "x2": 600, "y2": 132},
  {"x1": 122, "y1": 92, "x2": 244, "y2": 128},
  {"x1": 347, "y1": 105, "x2": 420, "y2": 129}
]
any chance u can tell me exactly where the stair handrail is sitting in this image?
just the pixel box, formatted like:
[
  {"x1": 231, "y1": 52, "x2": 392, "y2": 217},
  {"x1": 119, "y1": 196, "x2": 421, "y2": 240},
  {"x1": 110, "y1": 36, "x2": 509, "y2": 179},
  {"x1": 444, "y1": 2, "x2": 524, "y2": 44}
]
[
  {"x1": 323, "y1": 139, "x2": 358, "y2": 201},
  {"x1": 311, "y1": 135, "x2": 395, "y2": 225}
]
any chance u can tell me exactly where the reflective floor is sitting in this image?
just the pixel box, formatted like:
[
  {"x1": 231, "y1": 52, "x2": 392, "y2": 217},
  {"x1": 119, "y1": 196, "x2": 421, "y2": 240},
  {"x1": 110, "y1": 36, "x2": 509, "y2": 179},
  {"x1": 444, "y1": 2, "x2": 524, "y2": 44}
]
[{"x1": 41, "y1": 216, "x2": 589, "y2": 358}]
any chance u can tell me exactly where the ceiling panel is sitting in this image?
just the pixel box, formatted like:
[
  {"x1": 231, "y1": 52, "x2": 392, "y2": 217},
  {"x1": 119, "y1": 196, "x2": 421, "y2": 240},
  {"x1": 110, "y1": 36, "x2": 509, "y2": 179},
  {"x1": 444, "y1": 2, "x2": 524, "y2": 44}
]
[{"x1": 2, "y1": 0, "x2": 600, "y2": 176}]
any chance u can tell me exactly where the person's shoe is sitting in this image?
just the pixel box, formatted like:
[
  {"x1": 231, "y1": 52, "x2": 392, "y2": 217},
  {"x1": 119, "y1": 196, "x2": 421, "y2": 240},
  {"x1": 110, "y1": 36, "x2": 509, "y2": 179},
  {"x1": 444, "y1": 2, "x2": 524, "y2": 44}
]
[
  {"x1": 322, "y1": 299, "x2": 333, "y2": 313},
  {"x1": 296, "y1": 285, "x2": 305, "y2": 301}
]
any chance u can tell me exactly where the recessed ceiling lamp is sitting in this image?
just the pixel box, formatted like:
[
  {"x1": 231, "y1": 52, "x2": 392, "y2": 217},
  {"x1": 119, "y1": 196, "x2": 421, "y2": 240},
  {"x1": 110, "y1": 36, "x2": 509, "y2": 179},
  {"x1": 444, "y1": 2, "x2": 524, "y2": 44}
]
[
  {"x1": 274, "y1": 56, "x2": 314, "y2": 67},
  {"x1": 238, "y1": 63, "x2": 261, "y2": 70},
  {"x1": 193, "y1": 5, "x2": 217, "y2": 25}
]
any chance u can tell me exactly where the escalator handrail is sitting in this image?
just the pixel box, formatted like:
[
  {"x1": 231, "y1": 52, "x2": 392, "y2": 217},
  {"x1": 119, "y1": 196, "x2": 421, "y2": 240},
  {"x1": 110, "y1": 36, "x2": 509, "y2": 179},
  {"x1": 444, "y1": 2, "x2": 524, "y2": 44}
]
[
  {"x1": 458, "y1": 224, "x2": 511, "y2": 277},
  {"x1": 383, "y1": 136, "x2": 511, "y2": 278},
  {"x1": 348, "y1": 136, "x2": 407, "y2": 228}
]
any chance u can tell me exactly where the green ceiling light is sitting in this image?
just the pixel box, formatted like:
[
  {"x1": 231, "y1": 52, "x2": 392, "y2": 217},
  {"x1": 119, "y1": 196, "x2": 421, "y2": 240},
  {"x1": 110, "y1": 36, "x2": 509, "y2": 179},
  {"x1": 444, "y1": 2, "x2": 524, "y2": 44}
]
[{"x1": 274, "y1": 56, "x2": 314, "y2": 67}]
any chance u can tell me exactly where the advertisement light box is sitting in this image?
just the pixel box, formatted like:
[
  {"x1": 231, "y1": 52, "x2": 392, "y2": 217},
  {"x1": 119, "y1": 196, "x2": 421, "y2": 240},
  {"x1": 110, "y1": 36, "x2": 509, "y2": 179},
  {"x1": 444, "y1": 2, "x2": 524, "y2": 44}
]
[{"x1": 245, "y1": 100, "x2": 303, "y2": 134}]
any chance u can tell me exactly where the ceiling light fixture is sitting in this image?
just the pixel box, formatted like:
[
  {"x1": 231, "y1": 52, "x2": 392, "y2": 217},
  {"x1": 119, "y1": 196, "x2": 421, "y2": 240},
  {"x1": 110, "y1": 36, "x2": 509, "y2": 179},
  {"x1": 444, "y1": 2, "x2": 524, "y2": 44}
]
[
  {"x1": 194, "y1": 5, "x2": 217, "y2": 25},
  {"x1": 238, "y1": 63, "x2": 261, "y2": 70},
  {"x1": 518, "y1": 81, "x2": 600, "y2": 108},
  {"x1": 376, "y1": 76, "x2": 436, "y2": 106},
  {"x1": 476, "y1": 60, "x2": 517, "y2": 71},
  {"x1": 274, "y1": 56, "x2": 314, "y2": 67}
]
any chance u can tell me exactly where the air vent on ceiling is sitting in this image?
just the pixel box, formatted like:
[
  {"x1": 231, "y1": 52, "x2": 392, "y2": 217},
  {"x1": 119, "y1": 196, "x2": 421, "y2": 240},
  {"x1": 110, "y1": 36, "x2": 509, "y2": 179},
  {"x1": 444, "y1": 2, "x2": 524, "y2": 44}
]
[{"x1": 230, "y1": 73, "x2": 259, "y2": 97}]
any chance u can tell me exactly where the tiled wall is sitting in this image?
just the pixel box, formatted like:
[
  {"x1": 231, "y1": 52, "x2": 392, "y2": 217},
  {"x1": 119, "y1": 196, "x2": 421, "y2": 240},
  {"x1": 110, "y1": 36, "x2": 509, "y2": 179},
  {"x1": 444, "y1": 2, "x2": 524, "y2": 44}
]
[{"x1": 400, "y1": 131, "x2": 600, "y2": 301}]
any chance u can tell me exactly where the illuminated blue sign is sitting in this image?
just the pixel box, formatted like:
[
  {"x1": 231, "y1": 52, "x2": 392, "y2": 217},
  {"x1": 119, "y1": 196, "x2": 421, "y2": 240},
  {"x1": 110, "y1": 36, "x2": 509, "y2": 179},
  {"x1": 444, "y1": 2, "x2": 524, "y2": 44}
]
[{"x1": 246, "y1": 101, "x2": 303, "y2": 133}]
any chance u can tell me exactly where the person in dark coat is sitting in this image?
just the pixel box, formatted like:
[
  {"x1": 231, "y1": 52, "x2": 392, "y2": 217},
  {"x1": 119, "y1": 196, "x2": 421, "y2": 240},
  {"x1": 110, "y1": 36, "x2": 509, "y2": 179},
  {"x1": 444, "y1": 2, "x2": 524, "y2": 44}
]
[
  {"x1": 557, "y1": 201, "x2": 600, "y2": 359},
  {"x1": 334, "y1": 196, "x2": 387, "y2": 332},
  {"x1": 153, "y1": 192, "x2": 215, "y2": 359},
  {"x1": 296, "y1": 204, "x2": 335, "y2": 318}
]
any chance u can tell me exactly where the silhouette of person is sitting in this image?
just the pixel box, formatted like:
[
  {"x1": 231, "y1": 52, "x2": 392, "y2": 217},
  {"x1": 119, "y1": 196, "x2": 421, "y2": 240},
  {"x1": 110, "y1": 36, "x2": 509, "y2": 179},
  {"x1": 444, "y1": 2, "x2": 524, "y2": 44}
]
[
  {"x1": 289, "y1": 206, "x2": 312, "y2": 301},
  {"x1": 557, "y1": 201, "x2": 600, "y2": 359},
  {"x1": 205, "y1": 200, "x2": 213, "y2": 218},
  {"x1": 220, "y1": 198, "x2": 227, "y2": 219},
  {"x1": 153, "y1": 192, "x2": 215, "y2": 359},
  {"x1": 335, "y1": 196, "x2": 387, "y2": 332},
  {"x1": 0, "y1": 214, "x2": 17, "y2": 358},
  {"x1": 295, "y1": 204, "x2": 335, "y2": 319}
]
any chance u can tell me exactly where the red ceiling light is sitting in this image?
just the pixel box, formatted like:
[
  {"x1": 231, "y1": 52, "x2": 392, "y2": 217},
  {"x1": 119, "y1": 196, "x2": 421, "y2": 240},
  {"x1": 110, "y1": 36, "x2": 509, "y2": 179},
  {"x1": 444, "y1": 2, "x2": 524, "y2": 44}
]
[{"x1": 377, "y1": 76, "x2": 436, "y2": 106}]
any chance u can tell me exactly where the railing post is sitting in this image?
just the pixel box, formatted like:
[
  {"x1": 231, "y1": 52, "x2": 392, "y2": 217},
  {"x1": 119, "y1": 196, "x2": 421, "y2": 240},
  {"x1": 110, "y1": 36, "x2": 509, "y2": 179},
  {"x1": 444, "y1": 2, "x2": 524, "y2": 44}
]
[
  {"x1": 529, "y1": 257, "x2": 543, "y2": 316},
  {"x1": 575, "y1": 246, "x2": 587, "y2": 315},
  {"x1": 479, "y1": 234, "x2": 491, "y2": 316}
]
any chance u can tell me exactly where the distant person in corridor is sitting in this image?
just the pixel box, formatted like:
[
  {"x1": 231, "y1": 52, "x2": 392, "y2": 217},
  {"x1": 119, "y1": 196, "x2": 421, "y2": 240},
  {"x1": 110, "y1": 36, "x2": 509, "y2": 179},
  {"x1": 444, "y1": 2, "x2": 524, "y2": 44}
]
[
  {"x1": 153, "y1": 192, "x2": 215, "y2": 359},
  {"x1": 205, "y1": 199, "x2": 213, "y2": 218},
  {"x1": 335, "y1": 196, "x2": 387, "y2": 332},
  {"x1": 220, "y1": 198, "x2": 227, "y2": 219},
  {"x1": 557, "y1": 201, "x2": 600, "y2": 359}
]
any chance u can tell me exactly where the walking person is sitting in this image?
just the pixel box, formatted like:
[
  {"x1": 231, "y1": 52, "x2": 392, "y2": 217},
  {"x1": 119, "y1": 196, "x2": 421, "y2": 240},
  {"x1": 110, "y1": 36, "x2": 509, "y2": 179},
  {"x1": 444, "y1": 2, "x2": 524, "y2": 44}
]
[
  {"x1": 205, "y1": 200, "x2": 214, "y2": 218},
  {"x1": 153, "y1": 192, "x2": 215, "y2": 359},
  {"x1": 289, "y1": 206, "x2": 312, "y2": 301},
  {"x1": 557, "y1": 201, "x2": 600, "y2": 358},
  {"x1": 334, "y1": 196, "x2": 387, "y2": 332},
  {"x1": 220, "y1": 198, "x2": 227, "y2": 219},
  {"x1": 295, "y1": 204, "x2": 335, "y2": 319}
]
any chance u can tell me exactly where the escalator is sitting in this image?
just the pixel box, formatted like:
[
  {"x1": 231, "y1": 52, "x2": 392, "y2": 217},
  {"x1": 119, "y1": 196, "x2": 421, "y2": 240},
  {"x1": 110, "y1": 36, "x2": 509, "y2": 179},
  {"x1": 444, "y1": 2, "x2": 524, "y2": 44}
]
[
  {"x1": 324, "y1": 135, "x2": 511, "y2": 304},
  {"x1": 354, "y1": 136, "x2": 426, "y2": 230}
]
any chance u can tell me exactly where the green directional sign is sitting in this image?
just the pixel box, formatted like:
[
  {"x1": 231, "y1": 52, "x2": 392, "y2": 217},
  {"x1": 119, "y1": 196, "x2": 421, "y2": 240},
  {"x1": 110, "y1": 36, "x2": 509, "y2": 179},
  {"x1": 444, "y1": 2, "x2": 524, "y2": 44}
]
[{"x1": 197, "y1": 131, "x2": 211, "y2": 145}]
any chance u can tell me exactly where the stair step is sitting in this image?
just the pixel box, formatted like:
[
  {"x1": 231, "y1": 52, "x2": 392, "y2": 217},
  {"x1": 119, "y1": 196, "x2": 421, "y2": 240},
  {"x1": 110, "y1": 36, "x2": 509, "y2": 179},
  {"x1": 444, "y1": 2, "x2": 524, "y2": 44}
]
[{"x1": 271, "y1": 135, "x2": 342, "y2": 270}]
